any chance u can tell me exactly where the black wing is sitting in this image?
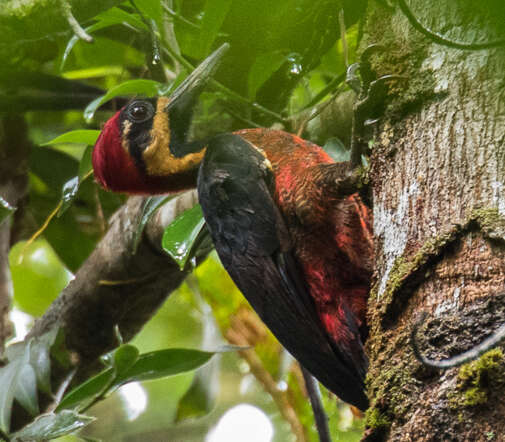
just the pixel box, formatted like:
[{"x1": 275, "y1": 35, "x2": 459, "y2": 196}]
[{"x1": 198, "y1": 133, "x2": 368, "y2": 410}]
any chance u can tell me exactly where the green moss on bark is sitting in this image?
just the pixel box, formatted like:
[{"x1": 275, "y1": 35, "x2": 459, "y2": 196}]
[{"x1": 449, "y1": 349, "x2": 505, "y2": 408}]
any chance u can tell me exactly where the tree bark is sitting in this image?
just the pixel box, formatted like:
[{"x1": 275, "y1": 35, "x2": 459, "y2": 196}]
[{"x1": 363, "y1": 1, "x2": 505, "y2": 440}]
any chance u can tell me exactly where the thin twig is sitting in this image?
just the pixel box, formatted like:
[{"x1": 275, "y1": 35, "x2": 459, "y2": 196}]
[
  {"x1": 301, "y1": 367, "x2": 332, "y2": 442},
  {"x1": 59, "y1": 0, "x2": 93, "y2": 43}
]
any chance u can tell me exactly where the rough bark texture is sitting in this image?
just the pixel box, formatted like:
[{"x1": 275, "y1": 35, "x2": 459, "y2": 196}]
[{"x1": 363, "y1": 1, "x2": 505, "y2": 441}]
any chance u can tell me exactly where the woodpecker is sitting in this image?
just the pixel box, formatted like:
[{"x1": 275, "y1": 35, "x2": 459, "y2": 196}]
[{"x1": 92, "y1": 46, "x2": 373, "y2": 411}]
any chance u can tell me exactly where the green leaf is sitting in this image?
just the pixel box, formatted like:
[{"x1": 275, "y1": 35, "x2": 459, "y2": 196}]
[
  {"x1": 197, "y1": 0, "x2": 233, "y2": 58},
  {"x1": 134, "y1": 0, "x2": 163, "y2": 30},
  {"x1": 10, "y1": 410, "x2": 95, "y2": 441},
  {"x1": 58, "y1": 176, "x2": 80, "y2": 217},
  {"x1": 42, "y1": 130, "x2": 100, "y2": 147},
  {"x1": 113, "y1": 345, "x2": 139, "y2": 377},
  {"x1": 78, "y1": 146, "x2": 94, "y2": 183},
  {"x1": 248, "y1": 51, "x2": 286, "y2": 98},
  {"x1": 58, "y1": 348, "x2": 217, "y2": 412},
  {"x1": 132, "y1": 196, "x2": 172, "y2": 254},
  {"x1": 14, "y1": 364, "x2": 39, "y2": 416},
  {"x1": 116, "y1": 348, "x2": 214, "y2": 383},
  {"x1": 56, "y1": 370, "x2": 115, "y2": 412},
  {"x1": 162, "y1": 204, "x2": 208, "y2": 270},
  {"x1": 61, "y1": 9, "x2": 147, "y2": 71},
  {"x1": 0, "y1": 341, "x2": 31, "y2": 432},
  {"x1": 0, "y1": 196, "x2": 15, "y2": 225},
  {"x1": 9, "y1": 240, "x2": 72, "y2": 316},
  {"x1": 29, "y1": 327, "x2": 60, "y2": 394},
  {"x1": 84, "y1": 79, "x2": 163, "y2": 122}
]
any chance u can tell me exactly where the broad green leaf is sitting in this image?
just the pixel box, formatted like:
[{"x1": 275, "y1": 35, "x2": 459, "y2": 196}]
[
  {"x1": 116, "y1": 348, "x2": 214, "y2": 383},
  {"x1": 113, "y1": 345, "x2": 139, "y2": 377},
  {"x1": 248, "y1": 51, "x2": 286, "y2": 98},
  {"x1": 132, "y1": 196, "x2": 172, "y2": 254},
  {"x1": 10, "y1": 410, "x2": 95, "y2": 441},
  {"x1": 14, "y1": 364, "x2": 39, "y2": 416},
  {"x1": 58, "y1": 348, "x2": 216, "y2": 411},
  {"x1": 42, "y1": 130, "x2": 100, "y2": 147},
  {"x1": 0, "y1": 196, "x2": 15, "y2": 224},
  {"x1": 9, "y1": 240, "x2": 72, "y2": 317},
  {"x1": 162, "y1": 204, "x2": 207, "y2": 270},
  {"x1": 78, "y1": 146, "x2": 94, "y2": 183},
  {"x1": 58, "y1": 177, "x2": 79, "y2": 217},
  {"x1": 198, "y1": 0, "x2": 233, "y2": 58},
  {"x1": 0, "y1": 341, "x2": 31, "y2": 432},
  {"x1": 84, "y1": 79, "x2": 163, "y2": 122},
  {"x1": 134, "y1": 0, "x2": 163, "y2": 30},
  {"x1": 56, "y1": 370, "x2": 115, "y2": 412}
]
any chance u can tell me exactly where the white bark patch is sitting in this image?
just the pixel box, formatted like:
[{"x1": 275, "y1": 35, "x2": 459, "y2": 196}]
[
  {"x1": 434, "y1": 285, "x2": 461, "y2": 316},
  {"x1": 491, "y1": 181, "x2": 505, "y2": 216},
  {"x1": 375, "y1": 181, "x2": 420, "y2": 299}
]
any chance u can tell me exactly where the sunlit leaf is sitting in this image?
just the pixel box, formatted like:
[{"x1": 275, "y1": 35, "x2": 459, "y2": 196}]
[
  {"x1": 58, "y1": 177, "x2": 79, "y2": 217},
  {"x1": 9, "y1": 240, "x2": 72, "y2": 317},
  {"x1": 84, "y1": 79, "x2": 163, "y2": 122},
  {"x1": 78, "y1": 146, "x2": 94, "y2": 183},
  {"x1": 0, "y1": 196, "x2": 15, "y2": 225},
  {"x1": 132, "y1": 195, "x2": 172, "y2": 254},
  {"x1": 10, "y1": 410, "x2": 95, "y2": 441},
  {"x1": 42, "y1": 130, "x2": 100, "y2": 147},
  {"x1": 162, "y1": 204, "x2": 208, "y2": 270}
]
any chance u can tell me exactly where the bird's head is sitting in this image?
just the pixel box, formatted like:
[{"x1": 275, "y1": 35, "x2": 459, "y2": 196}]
[{"x1": 92, "y1": 44, "x2": 229, "y2": 194}]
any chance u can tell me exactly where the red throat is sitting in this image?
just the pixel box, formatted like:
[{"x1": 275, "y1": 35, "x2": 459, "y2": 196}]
[{"x1": 92, "y1": 111, "x2": 144, "y2": 193}]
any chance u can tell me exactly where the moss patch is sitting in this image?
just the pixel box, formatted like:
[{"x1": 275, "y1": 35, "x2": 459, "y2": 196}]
[
  {"x1": 471, "y1": 208, "x2": 505, "y2": 243},
  {"x1": 449, "y1": 348, "x2": 505, "y2": 408},
  {"x1": 365, "y1": 407, "x2": 391, "y2": 430}
]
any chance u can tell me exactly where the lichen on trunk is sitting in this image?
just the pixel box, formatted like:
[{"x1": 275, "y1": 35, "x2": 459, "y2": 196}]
[{"x1": 362, "y1": 0, "x2": 505, "y2": 440}]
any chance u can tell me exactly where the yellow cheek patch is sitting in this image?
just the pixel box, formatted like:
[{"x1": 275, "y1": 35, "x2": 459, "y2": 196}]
[
  {"x1": 142, "y1": 97, "x2": 206, "y2": 176},
  {"x1": 121, "y1": 120, "x2": 132, "y2": 152}
]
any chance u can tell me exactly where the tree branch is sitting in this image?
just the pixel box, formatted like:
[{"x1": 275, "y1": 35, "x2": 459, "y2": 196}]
[{"x1": 27, "y1": 190, "x2": 199, "y2": 376}]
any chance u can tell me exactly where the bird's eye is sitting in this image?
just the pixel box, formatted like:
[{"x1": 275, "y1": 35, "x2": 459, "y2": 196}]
[{"x1": 127, "y1": 101, "x2": 154, "y2": 123}]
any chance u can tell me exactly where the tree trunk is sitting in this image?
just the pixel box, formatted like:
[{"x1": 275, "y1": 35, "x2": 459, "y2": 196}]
[{"x1": 363, "y1": 1, "x2": 505, "y2": 440}]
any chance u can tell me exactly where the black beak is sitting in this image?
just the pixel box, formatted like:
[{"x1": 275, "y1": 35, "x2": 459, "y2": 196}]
[{"x1": 163, "y1": 43, "x2": 229, "y2": 114}]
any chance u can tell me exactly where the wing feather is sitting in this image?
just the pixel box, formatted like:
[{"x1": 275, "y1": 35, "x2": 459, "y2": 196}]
[{"x1": 198, "y1": 133, "x2": 368, "y2": 410}]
